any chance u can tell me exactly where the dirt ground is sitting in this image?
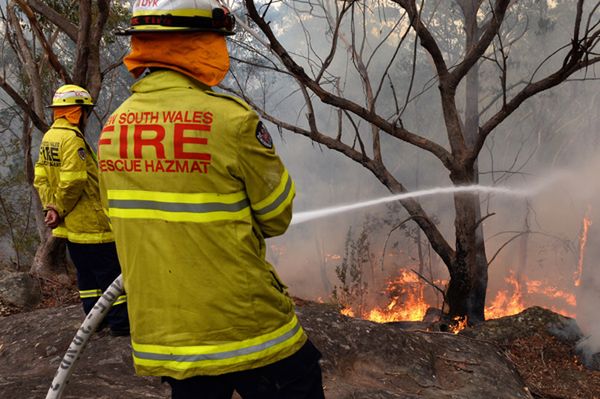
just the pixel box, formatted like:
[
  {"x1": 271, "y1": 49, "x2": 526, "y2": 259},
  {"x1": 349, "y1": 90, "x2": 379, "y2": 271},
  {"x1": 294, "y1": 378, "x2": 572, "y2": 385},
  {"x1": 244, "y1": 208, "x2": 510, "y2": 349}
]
[{"x1": 457, "y1": 304, "x2": 600, "y2": 399}]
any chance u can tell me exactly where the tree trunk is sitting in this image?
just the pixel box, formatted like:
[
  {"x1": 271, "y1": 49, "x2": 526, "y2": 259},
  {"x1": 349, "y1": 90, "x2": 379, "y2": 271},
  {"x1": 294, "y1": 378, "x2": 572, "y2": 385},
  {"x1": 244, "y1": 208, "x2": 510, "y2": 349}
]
[
  {"x1": 446, "y1": 187, "x2": 488, "y2": 323},
  {"x1": 443, "y1": 0, "x2": 489, "y2": 324},
  {"x1": 28, "y1": 187, "x2": 70, "y2": 283},
  {"x1": 30, "y1": 233, "x2": 70, "y2": 283}
]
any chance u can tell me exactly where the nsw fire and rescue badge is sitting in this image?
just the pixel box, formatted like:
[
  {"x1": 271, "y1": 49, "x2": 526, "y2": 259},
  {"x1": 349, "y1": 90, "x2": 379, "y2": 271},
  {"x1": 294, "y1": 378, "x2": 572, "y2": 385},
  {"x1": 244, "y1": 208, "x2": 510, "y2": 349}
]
[
  {"x1": 77, "y1": 148, "x2": 86, "y2": 160},
  {"x1": 255, "y1": 122, "x2": 273, "y2": 149}
]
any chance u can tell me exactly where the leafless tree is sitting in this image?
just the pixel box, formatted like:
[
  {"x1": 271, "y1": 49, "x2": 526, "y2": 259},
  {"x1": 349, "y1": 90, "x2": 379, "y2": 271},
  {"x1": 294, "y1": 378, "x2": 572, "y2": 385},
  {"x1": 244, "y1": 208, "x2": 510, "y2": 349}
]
[{"x1": 231, "y1": 0, "x2": 600, "y2": 322}]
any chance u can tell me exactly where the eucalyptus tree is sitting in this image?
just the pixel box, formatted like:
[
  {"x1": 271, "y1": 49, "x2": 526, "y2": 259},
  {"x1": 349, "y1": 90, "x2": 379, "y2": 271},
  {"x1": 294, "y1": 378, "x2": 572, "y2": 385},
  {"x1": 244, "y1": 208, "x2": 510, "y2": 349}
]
[
  {"x1": 230, "y1": 0, "x2": 600, "y2": 323},
  {"x1": 0, "y1": 0, "x2": 128, "y2": 278}
]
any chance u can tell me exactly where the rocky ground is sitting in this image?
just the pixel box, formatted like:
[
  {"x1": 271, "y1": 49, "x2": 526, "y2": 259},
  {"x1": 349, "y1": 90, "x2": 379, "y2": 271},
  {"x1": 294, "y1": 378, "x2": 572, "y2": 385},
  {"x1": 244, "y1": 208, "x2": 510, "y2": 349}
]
[{"x1": 1, "y1": 281, "x2": 600, "y2": 399}]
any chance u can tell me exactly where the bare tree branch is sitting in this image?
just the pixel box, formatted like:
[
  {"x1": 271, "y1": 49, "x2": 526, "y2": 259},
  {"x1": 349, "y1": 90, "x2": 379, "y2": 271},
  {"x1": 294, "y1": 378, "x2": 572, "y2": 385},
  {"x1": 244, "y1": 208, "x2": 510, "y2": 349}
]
[
  {"x1": 0, "y1": 76, "x2": 48, "y2": 132},
  {"x1": 7, "y1": 1, "x2": 45, "y2": 119},
  {"x1": 25, "y1": 0, "x2": 78, "y2": 41},
  {"x1": 242, "y1": 0, "x2": 454, "y2": 169},
  {"x1": 15, "y1": 0, "x2": 70, "y2": 82}
]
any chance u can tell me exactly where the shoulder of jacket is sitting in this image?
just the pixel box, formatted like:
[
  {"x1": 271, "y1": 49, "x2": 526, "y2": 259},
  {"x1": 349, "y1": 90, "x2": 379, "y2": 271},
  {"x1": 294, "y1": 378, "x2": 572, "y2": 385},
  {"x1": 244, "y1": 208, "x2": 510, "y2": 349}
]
[
  {"x1": 49, "y1": 120, "x2": 82, "y2": 137},
  {"x1": 60, "y1": 129, "x2": 85, "y2": 143},
  {"x1": 46, "y1": 127, "x2": 75, "y2": 140},
  {"x1": 205, "y1": 91, "x2": 253, "y2": 111}
]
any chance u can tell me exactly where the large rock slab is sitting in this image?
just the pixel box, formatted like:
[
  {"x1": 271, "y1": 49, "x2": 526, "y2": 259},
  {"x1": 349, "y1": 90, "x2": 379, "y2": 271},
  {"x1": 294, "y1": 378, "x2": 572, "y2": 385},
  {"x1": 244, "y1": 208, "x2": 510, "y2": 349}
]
[
  {"x1": 0, "y1": 300, "x2": 537, "y2": 399},
  {"x1": 297, "y1": 300, "x2": 532, "y2": 398}
]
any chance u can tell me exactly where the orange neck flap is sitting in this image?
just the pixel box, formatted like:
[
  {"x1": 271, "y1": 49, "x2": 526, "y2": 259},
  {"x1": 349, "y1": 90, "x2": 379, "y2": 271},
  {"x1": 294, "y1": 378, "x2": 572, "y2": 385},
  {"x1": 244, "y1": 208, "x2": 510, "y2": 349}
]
[
  {"x1": 53, "y1": 106, "x2": 82, "y2": 125},
  {"x1": 124, "y1": 32, "x2": 230, "y2": 86}
]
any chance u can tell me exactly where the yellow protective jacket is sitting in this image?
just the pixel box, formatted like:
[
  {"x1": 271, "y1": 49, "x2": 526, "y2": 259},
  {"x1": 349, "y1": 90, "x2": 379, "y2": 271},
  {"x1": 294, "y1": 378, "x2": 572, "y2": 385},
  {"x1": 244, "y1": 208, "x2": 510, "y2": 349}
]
[
  {"x1": 34, "y1": 118, "x2": 114, "y2": 244},
  {"x1": 98, "y1": 70, "x2": 305, "y2": 378}
]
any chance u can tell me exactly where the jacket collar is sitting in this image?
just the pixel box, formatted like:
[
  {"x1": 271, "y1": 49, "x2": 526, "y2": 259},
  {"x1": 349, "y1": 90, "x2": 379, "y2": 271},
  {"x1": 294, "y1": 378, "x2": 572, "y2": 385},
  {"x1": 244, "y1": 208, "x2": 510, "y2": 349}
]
[
  {"x1": 51, "y1": 118, "x2": 82, "y2": 135},
  {"x1": 131, "y1": 69, "x2": 212, "y2": 94}
]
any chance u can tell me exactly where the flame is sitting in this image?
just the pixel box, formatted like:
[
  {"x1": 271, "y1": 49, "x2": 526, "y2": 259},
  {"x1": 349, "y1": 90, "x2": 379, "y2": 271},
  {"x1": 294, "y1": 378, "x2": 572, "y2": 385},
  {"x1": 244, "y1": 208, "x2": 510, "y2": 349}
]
[
  {"x1": 369, "y1": 270, "x2": 430, "y2": 322},
  {"x1": 484, "y1": 273, "x2": 577, "y2": 319},
  {"x1": 485, "y1": 271, "x2": 525, "y2": 319},
  {"x1": 575, "y1": 209, "x2": 592, "y2": 287},
  {"x1": 526, "y1": 280, "x2": 576, "y2": 307},
  {"x1": 450, "y1": 316, "x2": 468, "y2": 334},
  {"x1": 334, "y1": 224, "x2": 584, "y2": 323},
  {"x1": 340, "y1": 266, "x2": 578, "y2": 323},
  {"x1": 339, "y1": 269, "x2": 430, "y2": 322},
  {"x1": 340, "y1": 307, "x2": 354, "y2": 317},
  {"x1": 339, "y1": 266, "x2": 579, "y2": 322}
]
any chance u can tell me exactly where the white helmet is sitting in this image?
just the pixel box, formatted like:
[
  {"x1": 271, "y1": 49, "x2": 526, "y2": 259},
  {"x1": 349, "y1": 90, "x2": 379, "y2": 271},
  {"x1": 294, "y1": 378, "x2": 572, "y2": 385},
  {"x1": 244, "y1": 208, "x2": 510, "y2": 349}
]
[{"x1": 119, "y1": 0, "x2": 235, "y2": 35}]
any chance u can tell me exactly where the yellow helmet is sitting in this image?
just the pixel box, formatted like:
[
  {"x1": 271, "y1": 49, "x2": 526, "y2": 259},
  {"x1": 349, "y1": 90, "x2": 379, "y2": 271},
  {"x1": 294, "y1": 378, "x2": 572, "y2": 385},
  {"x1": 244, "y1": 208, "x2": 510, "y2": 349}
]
[
  {"x1": 50, "y1": 85, "x2": 94, "y2": 107},
  {"x1": 119, "y1": 0, "x2": 235, "y2": 36}
]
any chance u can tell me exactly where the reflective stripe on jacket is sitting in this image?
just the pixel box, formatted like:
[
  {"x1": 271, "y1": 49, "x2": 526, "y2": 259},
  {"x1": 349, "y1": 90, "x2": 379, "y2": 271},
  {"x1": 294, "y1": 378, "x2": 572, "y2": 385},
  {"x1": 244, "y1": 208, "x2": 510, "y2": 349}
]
[
  {"x1": 34, "y1": 119, "x2": 114, "y2": 244},
  {"x1": 98, "y1": 70, "x2": 305, "y2": 378}
]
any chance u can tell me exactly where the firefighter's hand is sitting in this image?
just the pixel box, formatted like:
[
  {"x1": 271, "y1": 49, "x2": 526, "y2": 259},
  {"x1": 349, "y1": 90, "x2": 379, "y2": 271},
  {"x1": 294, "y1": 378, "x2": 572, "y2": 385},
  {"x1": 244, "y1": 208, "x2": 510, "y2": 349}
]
[{"x1": 44, "y1": 208, "x2": 61, "y2": 229}]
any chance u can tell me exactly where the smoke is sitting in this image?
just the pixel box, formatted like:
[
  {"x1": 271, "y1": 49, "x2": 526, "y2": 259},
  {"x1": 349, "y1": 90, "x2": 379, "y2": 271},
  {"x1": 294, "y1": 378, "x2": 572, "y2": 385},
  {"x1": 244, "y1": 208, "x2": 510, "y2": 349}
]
[{"x1": 548, "y1": 317, "x2": 583, "y2": 343}]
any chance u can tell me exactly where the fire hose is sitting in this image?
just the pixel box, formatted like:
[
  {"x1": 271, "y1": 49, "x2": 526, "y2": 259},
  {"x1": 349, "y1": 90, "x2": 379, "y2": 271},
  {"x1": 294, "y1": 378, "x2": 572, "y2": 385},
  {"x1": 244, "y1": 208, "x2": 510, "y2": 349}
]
[{"x1": 45, "y1": 274, "x2": 124, "y2": 399}]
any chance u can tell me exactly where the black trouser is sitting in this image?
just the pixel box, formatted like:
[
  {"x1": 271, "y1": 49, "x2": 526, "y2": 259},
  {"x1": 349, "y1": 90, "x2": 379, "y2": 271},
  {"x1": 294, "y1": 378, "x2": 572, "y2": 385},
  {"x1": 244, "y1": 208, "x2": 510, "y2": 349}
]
[
  {"x1": 163, "y1": 340, "x2": 325, "y2": 399},
  {"x1": 66, "y1": 241, "x2": 129, "y2": 333}
]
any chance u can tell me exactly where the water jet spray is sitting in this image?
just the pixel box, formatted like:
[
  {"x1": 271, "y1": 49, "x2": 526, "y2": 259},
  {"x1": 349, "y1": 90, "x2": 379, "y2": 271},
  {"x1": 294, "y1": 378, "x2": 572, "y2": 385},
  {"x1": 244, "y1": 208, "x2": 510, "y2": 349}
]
[{"x1": 291, "y1": 176, "x2": 561, "y2": 226}]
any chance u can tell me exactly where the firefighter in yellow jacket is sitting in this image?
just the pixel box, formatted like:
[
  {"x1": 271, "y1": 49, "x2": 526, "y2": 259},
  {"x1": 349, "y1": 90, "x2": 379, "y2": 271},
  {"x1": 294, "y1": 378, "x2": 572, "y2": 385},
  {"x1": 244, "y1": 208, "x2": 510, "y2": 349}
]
[
  {"x1": 34, "y1": 84, "x2": 129, "y2": 337},
  {"x1": 98, "y1": 1, "x2": 324, "y2": 398}
]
